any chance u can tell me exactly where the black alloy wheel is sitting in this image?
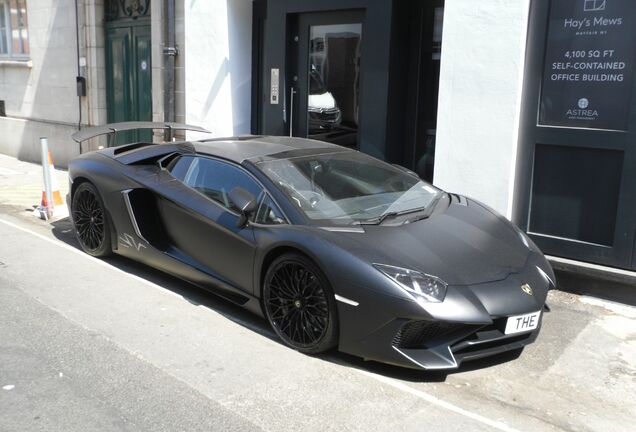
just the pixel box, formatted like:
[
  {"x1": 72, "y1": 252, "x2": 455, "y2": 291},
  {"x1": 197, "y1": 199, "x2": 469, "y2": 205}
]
[
  {"x1": 72, "y1": 182, "x2": 111, "y2": 257},
  {"x1": 263, "y1": 253, "x2": 338, "y2": 354}
]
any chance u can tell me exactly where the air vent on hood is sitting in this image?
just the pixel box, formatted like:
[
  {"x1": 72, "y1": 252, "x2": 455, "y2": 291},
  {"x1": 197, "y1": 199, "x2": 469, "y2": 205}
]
[{"x1": 451, "y1": 194, "x2": 468, "y2": 206}]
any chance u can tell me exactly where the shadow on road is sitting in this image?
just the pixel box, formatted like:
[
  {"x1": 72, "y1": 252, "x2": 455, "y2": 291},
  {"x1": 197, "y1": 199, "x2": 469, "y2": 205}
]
[
  {"x1": 49, "y1": 217, "x2": 276, "y2": 342},
  {"x1": 49, "y1": 216, "x2": 524, "y2": 383},
  {"x1": 323, "y1": 345, "x2": 523, "y2": 383}
]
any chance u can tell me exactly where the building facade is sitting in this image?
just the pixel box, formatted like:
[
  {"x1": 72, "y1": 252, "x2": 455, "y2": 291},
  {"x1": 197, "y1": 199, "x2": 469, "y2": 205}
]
[{"x1": 1, "y1": 0, "x2": 635, "y2": 273}]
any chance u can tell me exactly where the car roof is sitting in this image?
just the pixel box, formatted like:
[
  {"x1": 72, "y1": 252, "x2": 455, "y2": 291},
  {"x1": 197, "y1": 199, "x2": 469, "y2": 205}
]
[{"x1": 192, "y1": 135, "x2": 351, "y2": 163}]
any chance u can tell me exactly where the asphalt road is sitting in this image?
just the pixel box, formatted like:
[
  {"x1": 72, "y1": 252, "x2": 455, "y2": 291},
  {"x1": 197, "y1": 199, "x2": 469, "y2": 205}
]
[{"x1": 0, "y1": 155, "x2": 635, "y2": 431}]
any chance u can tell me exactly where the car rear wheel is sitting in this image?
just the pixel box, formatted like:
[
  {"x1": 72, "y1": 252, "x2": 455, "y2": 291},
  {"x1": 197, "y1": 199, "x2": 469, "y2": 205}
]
[
  {"x1": 263, "y1": 253, "x2": 338, "y2": 354},
  {"x1": 72, "y1": 182, "x2": 112, "y2": 257}
]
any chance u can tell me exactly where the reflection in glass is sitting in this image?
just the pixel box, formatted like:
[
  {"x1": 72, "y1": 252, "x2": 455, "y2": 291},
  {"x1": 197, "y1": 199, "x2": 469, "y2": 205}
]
[
  {"x1": 308, "y1": 23, "x2": 362, "y2": 148},
  {"x1": 0, "y1": 5, "x2": 7, "y2": 54},
  {"x1": 0, "y1": 0, "x2": 30, "y2": 56},
  {"x1": 256, "y1": 151, "x2": 440, "y2": 226}
]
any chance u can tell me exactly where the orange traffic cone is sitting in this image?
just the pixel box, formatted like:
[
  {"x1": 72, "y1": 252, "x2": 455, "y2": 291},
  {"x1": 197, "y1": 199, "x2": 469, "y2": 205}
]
[
  {"x1": 34, "y1": 138, "x2": 68, "y2": 220},
  {"x1": 40, "y1": 150, "x2": 64, "y2": 209}
]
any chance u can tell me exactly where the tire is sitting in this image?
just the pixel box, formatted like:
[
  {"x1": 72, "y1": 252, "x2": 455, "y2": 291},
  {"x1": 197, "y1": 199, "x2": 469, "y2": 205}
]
[
  {"x1": 71, "y1": 182, "x2": 112, "y2": 257},
  {"x1": 263, "y1": 253, "x2": 339, "y2": 354}
]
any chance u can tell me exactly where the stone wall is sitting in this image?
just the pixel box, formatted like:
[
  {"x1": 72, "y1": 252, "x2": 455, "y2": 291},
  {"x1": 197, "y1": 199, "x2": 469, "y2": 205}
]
[
  {"x1": 0, "y1": 0, "x2": 111, "y2": 167},
  {"x1": 0, "y1": 0, "x2": 86, "y2": 167}
]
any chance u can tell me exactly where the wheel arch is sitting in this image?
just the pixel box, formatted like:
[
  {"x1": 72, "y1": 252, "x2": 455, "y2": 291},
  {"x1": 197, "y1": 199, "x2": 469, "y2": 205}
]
[
  {"x1": 255, "y1": 235, "x2": 361, "y2": 301},
  {"x1": 70, "y1": 176, "x2": 92, "y2": 200},
  {"x1": 258, "y1": 245, "x2": 316, "y2": 298}
]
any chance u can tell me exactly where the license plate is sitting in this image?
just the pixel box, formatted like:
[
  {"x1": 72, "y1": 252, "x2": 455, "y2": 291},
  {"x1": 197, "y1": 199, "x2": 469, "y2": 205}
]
[{"x1": 504, "y1": 311, "x2": 541, "y2": 335}]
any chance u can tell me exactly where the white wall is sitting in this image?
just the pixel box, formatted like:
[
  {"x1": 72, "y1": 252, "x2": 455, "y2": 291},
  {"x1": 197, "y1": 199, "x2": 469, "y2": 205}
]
[
  {"x1": 184, "y1": 0, "x2": 252, "y2": 138},
  {"x1": 433, "y1": 0, "x2": 531, "y2": 218}
]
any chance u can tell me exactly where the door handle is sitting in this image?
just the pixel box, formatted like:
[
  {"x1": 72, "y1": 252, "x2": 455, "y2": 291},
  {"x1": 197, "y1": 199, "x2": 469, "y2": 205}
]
[{"x1": 289, "y1": 87, "x2": 297, "y2": 137}]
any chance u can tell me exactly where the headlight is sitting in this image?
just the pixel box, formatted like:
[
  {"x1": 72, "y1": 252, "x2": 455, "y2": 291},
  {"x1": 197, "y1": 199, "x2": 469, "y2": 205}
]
[{"x1": 374, "y1": 264, "x2": 447, "y2": 303}]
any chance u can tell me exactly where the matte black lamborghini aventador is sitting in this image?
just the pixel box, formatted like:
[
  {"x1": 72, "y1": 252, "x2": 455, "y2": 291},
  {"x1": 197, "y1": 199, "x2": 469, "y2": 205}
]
[{"x1": 68, "y1": 122, "x2": 555, "y2": 370}]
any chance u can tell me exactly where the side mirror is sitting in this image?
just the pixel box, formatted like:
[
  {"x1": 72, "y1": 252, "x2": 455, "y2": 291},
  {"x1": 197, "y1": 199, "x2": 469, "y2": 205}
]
[{"x1": 229, "y1": 187, "x2": 258, "y2": 228}]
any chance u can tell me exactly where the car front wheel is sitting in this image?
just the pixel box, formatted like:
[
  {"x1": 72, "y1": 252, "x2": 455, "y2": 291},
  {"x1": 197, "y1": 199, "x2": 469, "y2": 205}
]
[
  {"x1": 71, "y1": 182, "x2": 112, "y2": 257},
  {"x1": 263, "y1": 253, "x2": 338, "y2": 354}
]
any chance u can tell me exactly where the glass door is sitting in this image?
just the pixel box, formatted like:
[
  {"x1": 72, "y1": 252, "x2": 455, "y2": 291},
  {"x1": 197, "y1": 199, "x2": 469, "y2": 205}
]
[{"x1": 291, "y1": 11, "x2": 364, "y2": 148}]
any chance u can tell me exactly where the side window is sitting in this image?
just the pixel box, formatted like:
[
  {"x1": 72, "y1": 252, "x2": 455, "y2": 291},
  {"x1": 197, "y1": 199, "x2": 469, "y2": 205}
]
[
  {"x1": 169, "y1": 155, "x2": 194, "y2": 181},
  {"x1": 179, "y1": 157, "x2": 262, "y2": 212},
  {"x1": 255, "y1": 195, "x2": 286, "y2": 225}
]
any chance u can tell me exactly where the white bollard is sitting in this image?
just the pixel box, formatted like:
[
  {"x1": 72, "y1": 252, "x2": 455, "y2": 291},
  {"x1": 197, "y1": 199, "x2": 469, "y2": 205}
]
[{"x1": 40, "y1": 137, "x2": 53, "y2": 219}]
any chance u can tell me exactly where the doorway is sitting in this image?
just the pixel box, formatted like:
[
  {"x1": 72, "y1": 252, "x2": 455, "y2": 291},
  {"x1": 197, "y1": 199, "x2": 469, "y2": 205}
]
[
  {"x1": 290, "y1": 11, "x2": 364, "y2": 148},
  {"x1": 253, "y1": 0, "x2": 443, "y2": 168},
  {"x1": 104, "y1": 2, "x2": 152, "y2": 145},
  {"x1": 400, "y1": 0, "x2": 444, "y2": 183}
]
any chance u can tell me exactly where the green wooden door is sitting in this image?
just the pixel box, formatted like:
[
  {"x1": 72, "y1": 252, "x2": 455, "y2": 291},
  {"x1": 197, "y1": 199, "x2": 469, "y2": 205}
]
[{"x1": 105, "y1": 20, "x2": 152, "y2": 145}]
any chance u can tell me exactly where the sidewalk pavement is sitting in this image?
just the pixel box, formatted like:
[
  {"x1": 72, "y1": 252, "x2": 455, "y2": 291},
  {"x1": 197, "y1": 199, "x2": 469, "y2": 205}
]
[{"x1": 0, "y1": 153, "x2": 69, "y2": 216}]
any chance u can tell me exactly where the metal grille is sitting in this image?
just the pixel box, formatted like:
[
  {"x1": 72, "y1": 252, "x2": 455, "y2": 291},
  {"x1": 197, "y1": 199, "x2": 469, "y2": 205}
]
[
  {"x1": 309, "y1": 108, "x2": 341, "y2": 122},
  {"x1": 392, "y1": 320, "x2": 467, "y2": 349},
  {"x1": 105, "y1": 0, "x2": 150, "y2": 21},
  {"x1": 452, "y1": 333, "x2": 532, "y2": 355}
]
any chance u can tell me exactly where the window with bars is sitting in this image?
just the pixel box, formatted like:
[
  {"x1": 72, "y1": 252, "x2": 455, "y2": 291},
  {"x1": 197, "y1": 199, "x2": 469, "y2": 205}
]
[{"x1": 0, "y1": 0, "x2": 29, "y2": 58}]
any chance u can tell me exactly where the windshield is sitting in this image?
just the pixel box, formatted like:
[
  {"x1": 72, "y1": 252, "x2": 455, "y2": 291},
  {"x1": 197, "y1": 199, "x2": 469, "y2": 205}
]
[{"x1": 256, "y1": 151, "x2": 441, "y2": 225}]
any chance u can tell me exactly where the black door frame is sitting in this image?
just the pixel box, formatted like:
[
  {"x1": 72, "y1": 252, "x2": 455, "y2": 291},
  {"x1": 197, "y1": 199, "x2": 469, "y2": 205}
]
[
  {"x1": 399, "y1": 0, "x2": 444, "y2": 180},
  {"x1": 514, "y1": 0, "x2": 636, "y2": 270},
  {"x1": 253, "y1": 0, "x2": 393, "y2": 160},
  {"x1": 290, "y1": 10, "x2": 365, "y2": 145}
]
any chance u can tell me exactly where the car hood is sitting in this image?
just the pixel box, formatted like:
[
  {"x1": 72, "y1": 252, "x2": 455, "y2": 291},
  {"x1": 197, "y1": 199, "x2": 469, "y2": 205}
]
[{"x1": 324, "y1": 198, "x2": 530, "y2": 286}]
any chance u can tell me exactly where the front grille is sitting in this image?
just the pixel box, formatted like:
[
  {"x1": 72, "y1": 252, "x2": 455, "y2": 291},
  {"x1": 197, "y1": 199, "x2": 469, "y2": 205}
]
[
  {"x1": 467, "y1": 317, "x2": 507, "y2": 334},
  {"x1": 392, "y1": 320, "x2": 471, "y2": 349},
  {"x1": 309, "y1": 108, "x2": 340, "y2": 122},
  {"x1": 450, "y1": 316, "x2": 537, "y2": 357},
  {"x1": 452, "y1": 332, "x2": 532, "y2": 355}
]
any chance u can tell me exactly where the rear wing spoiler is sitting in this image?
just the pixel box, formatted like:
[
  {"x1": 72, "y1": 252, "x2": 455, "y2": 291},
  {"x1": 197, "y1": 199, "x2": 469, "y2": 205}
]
[{"x1": 71, "y1": 122, "x2": 211, "y2": 146}]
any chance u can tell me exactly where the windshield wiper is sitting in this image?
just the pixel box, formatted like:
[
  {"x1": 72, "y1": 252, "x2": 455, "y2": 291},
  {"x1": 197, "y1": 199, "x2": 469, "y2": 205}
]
[
  {"x1": 358, "y1": 194, "x2": 443, "y2": 226},
  {"x1": 358, "y1": 207, "x2": 428, "y2": 225},
  {"x1": 358, "y1": 211, "x2": 398, "y2": 225}
]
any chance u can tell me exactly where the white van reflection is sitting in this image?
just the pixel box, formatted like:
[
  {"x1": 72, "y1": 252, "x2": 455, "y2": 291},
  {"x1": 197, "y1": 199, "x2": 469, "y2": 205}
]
[{"x1": 308, "y1": 69, "x2": 342, "y2": 133}]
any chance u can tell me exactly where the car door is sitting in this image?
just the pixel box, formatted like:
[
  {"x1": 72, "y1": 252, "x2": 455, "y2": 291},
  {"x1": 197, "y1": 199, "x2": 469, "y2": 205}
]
[{"x1": 158, "y1": 155, "x2": 263, "y2": 294}]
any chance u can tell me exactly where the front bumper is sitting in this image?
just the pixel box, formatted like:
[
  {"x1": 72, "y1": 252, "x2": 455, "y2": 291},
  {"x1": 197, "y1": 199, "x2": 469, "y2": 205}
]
[
  {"x1": 334, "y1": 253, "x2": 551, "y2": 370},
  {"x1": 389, "y1": 316, "x2": 541, "y2": 369},
  {"x1": 338, "y1": 309, "x2": 543, "y2": 370}
]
